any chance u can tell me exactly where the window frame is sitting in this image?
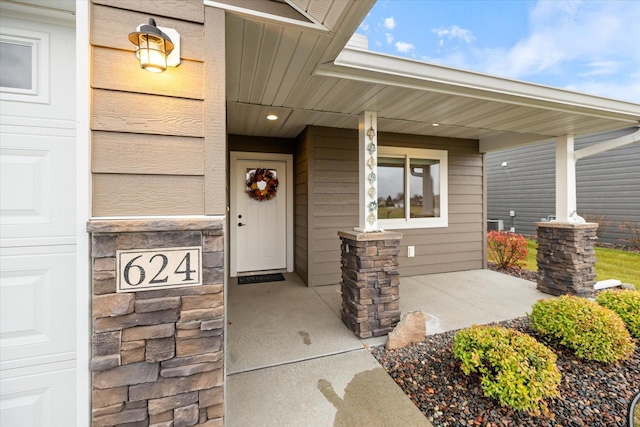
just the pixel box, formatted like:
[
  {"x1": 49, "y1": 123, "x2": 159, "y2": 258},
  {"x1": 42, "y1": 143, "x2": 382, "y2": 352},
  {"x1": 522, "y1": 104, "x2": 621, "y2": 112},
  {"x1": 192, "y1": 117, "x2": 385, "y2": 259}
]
[
  {"x1": 377, "y1": 146, "x2": 448, "y2": 229},
  {"x1": 0, "y1": 28, "x2": 50, "y2": 104}
]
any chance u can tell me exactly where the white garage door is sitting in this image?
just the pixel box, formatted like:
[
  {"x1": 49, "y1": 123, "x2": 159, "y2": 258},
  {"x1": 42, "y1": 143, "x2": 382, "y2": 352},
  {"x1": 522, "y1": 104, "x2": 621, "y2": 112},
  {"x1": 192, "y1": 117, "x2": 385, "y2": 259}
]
[{"x1": 1, "y1": 10, "x2": 77, "y2": 427}]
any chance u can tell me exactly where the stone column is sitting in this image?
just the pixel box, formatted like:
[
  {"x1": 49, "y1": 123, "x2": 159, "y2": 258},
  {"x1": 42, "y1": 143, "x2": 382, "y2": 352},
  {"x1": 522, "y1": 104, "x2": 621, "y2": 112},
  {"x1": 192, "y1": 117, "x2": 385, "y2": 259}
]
[
  {"x1": 535, "y1": 222, "x2": 598, "y2": 297},
  {"x1": 338, "y1": 230, "x2": 402, "y2": 338},
  {"x1": 88, "y1": 217, "x2": 225, "y2": 427}
]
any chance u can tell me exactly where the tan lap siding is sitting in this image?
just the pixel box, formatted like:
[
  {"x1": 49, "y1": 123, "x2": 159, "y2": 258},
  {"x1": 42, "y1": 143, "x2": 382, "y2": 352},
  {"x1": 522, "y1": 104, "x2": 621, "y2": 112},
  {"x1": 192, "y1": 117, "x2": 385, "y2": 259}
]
[
  {"x1": 89, "y1": 1, "x2": 225, "y2": 217},
  {"x1": 380, "y1": 134, "x2": 485, "y2": 276},
  {"x1": 305, "y1": 126, "x2": 484, "y2": 286}
]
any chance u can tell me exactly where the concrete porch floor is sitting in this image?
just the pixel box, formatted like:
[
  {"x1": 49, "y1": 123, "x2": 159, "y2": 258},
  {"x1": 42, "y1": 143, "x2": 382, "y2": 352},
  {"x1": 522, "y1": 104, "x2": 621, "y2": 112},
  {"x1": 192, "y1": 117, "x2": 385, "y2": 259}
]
[{"x1": 225, "y1": 270, "x2": 549, "y2": 426}]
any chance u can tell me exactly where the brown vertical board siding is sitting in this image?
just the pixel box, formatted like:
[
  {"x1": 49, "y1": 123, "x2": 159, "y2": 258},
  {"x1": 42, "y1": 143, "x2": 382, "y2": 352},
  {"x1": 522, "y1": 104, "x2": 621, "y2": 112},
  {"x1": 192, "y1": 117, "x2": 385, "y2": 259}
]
[
  {"x1": 92, "y1": 47, "x2": 203, "y2": 99},
  {"x1": 204, "y1": 7, "x2": 226, "y2": 215},
  {"x1": 305, "y1": 126, "x2": 484, "y2": 287},
  {"x1": 93, "y1": 174, "x2": 205, "y2": 216},
  {"x1": 91, "y1": 0, "x2": 204, "y2": 23},
  {"x1": 294, "y1": 130, "x2": 309, "y2": 284},
  {"x1": 90, "y1": 4, "x2": 204, "y2": 60}
]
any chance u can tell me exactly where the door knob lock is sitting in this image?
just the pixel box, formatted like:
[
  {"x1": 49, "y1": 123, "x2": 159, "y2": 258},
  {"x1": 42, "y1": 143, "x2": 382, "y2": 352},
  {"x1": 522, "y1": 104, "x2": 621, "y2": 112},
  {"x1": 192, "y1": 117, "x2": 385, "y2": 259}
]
[{"x1": 238, "y1": 222, "x2": 245, "y2": 227}]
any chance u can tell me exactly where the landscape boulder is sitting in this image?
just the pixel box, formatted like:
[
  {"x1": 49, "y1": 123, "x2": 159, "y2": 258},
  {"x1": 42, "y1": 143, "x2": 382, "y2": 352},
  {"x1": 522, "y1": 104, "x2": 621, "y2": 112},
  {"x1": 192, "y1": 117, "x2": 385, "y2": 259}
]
[{"x1": 386, "y1": 311, "x2": 426, "y2": 350}]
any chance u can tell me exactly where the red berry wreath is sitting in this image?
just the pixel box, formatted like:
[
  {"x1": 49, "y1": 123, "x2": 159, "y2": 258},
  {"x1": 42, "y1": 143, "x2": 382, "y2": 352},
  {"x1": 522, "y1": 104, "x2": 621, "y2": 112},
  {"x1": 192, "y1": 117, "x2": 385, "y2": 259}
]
[{"x1": 246, "y1": 168, "x2": 279, "y2": 201}]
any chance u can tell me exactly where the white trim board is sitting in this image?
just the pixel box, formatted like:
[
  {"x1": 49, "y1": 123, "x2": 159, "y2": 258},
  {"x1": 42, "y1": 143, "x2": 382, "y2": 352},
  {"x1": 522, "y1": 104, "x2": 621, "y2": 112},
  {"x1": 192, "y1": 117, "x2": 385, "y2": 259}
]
[{"x1": 75, "y1": 0, "x2": 91, "y2": 425}]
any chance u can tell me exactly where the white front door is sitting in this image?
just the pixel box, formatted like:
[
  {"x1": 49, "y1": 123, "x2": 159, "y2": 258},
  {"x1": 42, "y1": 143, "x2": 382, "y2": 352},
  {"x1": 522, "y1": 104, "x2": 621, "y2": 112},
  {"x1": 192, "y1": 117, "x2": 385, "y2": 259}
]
[
  {"x1": 0, "y1": 12, "x2": 77, "y2": 426},
  {"x1": 230, "y1": 153, "x2": 292, "y2": 275}
]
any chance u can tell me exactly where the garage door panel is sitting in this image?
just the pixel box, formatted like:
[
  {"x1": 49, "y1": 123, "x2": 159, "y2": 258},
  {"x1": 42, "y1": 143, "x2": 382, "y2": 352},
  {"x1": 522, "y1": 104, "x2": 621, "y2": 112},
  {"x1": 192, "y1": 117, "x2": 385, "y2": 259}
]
[
  {"x1": 0, "y1": 13, "x2": 78, "y2": 425},
  {"x1": 0, "y1": 248, "x2": 76, "y2": 368},
  {"x1": 0, "y1": 129, "x2": 76, "y2": 245},
  {"x1": 1, "y1": 362, "x2": 76, "y2": 427}
]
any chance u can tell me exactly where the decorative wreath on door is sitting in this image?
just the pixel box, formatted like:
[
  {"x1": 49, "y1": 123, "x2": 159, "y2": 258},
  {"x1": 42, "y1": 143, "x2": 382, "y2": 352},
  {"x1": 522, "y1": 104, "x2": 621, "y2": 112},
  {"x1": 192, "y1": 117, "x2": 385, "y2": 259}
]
[{"x1": 246, "y1": 168, "x2": 279, "y2": 201}]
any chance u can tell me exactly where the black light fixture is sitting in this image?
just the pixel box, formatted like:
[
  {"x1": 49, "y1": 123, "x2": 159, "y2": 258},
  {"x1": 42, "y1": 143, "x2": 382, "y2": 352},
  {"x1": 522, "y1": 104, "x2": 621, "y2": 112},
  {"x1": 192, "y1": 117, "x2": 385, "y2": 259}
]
[{"x1": 128, "y1": 18, "x2": 175, "y2": 73}]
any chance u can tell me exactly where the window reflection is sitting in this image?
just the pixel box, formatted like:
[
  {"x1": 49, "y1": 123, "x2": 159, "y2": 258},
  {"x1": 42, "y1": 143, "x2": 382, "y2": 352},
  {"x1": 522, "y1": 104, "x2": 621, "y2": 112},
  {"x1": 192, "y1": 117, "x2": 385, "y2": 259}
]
[
  {"x1": 409, "y1": 159, "x2": 440, "y2": 218},
  {"x1": 377, "y1": 157, "x2": 405, "y2": 219}
]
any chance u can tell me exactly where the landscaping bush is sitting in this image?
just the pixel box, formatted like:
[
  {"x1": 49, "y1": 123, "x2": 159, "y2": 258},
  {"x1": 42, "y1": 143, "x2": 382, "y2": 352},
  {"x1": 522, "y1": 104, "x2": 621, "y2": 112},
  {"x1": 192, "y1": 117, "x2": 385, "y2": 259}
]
[
  {"x1": 529, "y1": 295, "x2": 635, "y2": 363},
  {"x1": 619, "y1": 220, "x2": 640, "y2": 249},
  {"x1": 453, "y1": 325, "x2": 561, "y2": 414},
  {"x1": 596, "y1": 290, "x2": 640, "y2": 339},
  {"x1": 487, "y1": 231, "x2": 528, "y2": 269}
]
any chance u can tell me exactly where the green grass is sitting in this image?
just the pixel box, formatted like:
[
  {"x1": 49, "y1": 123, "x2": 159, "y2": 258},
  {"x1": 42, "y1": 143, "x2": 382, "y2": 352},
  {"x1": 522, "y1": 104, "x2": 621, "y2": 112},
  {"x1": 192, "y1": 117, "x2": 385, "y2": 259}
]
[
  {"x1": 522, "y1": 239, "x2": 639, "y2": 289},
  {"x1": 378, "y1": 205, "x2": 438, "y2": 219}
]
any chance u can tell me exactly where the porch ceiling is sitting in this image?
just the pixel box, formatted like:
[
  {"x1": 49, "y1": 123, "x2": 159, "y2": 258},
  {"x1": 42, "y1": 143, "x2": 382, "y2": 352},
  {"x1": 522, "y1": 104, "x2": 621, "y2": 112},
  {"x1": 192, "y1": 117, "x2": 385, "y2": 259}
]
[{"x1": 222, "y1": 2, "x2": 640, "y2": 151}]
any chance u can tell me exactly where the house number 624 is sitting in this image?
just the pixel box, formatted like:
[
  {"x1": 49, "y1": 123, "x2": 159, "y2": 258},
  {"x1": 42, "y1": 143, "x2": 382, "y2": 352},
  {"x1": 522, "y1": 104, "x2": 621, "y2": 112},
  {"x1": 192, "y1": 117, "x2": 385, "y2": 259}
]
[
  {"x1": 123, "y1": 253, "x2": 195, "y2": 286},
  {"x1": 116, "y1": 247, "x2": 202, "y2": 292}
]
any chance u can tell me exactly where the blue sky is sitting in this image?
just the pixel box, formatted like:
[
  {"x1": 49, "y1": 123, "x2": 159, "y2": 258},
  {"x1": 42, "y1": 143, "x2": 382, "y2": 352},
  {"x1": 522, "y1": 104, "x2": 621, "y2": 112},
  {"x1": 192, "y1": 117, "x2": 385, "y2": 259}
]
[{"x1": 356, "y1": 0, "x2": 640, "y2": 103}]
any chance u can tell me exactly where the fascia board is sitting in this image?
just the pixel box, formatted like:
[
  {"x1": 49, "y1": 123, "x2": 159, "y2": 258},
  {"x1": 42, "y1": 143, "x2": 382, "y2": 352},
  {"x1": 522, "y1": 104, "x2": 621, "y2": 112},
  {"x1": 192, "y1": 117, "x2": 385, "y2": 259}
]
[
  {"x1": 319, "y1": 48, "x2": 640, "y2": 123},
  {"x1": 205, "y1": 0, "x2": 329, "y2": 32}
]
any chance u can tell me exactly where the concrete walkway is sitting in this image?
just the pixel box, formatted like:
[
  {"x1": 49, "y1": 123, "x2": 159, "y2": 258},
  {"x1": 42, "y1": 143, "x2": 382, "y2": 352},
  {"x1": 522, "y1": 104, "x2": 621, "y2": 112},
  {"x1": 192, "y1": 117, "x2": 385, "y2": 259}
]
[{"x1": 225, "y1": 270, "x2": 549, "y2": 426}]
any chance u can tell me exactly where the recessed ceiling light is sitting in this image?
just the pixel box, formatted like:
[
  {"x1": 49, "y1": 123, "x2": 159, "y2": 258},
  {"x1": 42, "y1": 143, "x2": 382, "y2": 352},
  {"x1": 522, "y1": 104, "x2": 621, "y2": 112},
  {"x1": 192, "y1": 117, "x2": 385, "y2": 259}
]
[
  {"x1": 432, "y1": 123, "x2": 440, "y2": 127},
  {"x1": 266, "y1": 114, "x2": 278, "y2": 121}
]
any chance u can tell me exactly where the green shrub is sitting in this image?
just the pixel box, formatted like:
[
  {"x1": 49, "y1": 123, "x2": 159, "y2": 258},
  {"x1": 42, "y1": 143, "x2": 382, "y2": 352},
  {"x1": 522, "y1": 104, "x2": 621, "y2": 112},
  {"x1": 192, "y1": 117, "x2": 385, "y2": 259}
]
[
  {"x1": 487, "y1": 231, "x2": 528, "y2": 269},
  {"x1": 529, "y1": 295, "x2": 635, "y2": 363},
  {"x1": 596, "y1": 290, "x2": 640, "y2": 339},
  {"x1": 453, "y1": 325, "x2": 561, "y2": 414}
]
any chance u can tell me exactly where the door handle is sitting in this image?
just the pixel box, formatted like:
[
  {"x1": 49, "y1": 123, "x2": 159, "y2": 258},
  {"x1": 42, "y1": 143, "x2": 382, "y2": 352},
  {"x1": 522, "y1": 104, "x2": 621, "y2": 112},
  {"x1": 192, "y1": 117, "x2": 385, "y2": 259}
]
[{"x1": 238, "y1": 222, "x2": 245, "y2": 227}]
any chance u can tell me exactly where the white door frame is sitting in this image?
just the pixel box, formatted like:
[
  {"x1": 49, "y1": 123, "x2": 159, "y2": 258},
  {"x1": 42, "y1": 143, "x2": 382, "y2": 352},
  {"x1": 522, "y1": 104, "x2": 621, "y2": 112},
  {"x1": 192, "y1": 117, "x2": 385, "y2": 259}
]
[{"x1": 229, "y1": 152, "x2": 294, "y2": 276}]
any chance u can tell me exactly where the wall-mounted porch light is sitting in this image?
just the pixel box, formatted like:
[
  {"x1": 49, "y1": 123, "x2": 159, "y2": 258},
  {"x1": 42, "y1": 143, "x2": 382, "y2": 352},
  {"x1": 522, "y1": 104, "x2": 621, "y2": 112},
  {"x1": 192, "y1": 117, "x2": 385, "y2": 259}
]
[{"x1": 128, "y1": 18, "x2": 180, "y2": 73}]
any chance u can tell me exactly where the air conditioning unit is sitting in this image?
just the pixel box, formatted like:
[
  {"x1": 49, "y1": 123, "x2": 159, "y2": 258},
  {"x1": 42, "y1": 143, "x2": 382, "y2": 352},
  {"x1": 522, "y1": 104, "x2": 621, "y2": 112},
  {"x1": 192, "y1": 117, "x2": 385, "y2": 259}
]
[{"x1": 487, "y1": 219, "x2": 504, "y2": 232}]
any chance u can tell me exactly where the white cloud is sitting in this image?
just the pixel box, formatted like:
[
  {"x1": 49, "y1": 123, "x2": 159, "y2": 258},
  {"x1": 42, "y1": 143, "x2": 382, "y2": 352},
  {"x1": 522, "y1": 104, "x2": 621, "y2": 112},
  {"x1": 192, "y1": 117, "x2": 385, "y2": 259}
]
[
  {"x1": 484, "y1": 1, "x2": 640, "y2": 80},
  {"x1": 432, "y1": 25, "x2": 475, "y2": 43},
  {"x1": 383, "y1": 16, "x2": 396, "y2": 30},
  {"x1": 579, "y1": 61, "x2": 621, "y2": 77},
  {"x1": 395, "y1": 41, "x2": 415, "y2": 54},
  {"x1": 385, "y1": 32, "x2": 394, "y2": 44},
  {"x1": 359, "y1": 22, "x2": 370, "y2": 32}
]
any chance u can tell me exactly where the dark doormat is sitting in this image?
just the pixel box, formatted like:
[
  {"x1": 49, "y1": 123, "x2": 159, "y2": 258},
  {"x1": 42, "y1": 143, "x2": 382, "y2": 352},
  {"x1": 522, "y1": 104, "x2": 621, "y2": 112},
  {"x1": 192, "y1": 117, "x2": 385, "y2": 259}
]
[{"x1": 237, "y1": 273, "x2": 286, "y2": 285}]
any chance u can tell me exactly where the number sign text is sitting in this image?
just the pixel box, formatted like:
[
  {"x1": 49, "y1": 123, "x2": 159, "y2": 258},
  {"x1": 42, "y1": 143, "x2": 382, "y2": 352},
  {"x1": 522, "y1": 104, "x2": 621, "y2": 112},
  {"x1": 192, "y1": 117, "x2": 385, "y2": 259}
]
[{"x1": 116, "y1": 247, "x2": 202, "y2": 292}]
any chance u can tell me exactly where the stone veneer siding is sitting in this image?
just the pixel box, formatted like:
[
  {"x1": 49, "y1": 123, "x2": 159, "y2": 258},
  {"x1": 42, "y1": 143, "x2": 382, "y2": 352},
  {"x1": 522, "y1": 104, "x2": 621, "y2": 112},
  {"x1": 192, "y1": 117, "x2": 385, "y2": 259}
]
[
  {"x1": 87, "y1": 218, "x2": 225, "y2": 427},
  {"x1": 535, "y1": 222, "x2": 598, "y2": 297},
  {"x1": 338, "y1": 230, "x2": 403, "y2": 338}
]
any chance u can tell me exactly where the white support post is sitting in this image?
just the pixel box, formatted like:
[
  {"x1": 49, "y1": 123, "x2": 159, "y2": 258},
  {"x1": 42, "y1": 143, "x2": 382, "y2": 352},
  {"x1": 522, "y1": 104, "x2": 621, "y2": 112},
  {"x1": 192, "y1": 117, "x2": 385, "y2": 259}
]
[
  {"x1": 554, "y1": 135, "x2": 577, "y2": 223},
  {"x1": 358, "y1": 111, "x2": 378, "y2": 231}
]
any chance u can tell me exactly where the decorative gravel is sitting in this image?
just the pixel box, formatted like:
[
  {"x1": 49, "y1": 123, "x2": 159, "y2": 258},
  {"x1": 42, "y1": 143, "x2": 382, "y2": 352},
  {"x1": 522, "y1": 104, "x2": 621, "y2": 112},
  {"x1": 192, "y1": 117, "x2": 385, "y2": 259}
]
[
  {"x1": 487, "y1": 263, "x2": 537, "y2": 282},
  {"x1": 371, "y1": 317, "x2": 640, "y2": 427}
]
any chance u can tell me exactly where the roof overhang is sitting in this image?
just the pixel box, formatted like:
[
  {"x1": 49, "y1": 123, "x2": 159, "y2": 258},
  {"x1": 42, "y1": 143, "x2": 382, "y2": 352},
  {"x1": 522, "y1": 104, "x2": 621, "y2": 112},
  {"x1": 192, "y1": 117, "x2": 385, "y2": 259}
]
[{"x1": 219, "y1": 1, "x2": 640, "y2": 151}]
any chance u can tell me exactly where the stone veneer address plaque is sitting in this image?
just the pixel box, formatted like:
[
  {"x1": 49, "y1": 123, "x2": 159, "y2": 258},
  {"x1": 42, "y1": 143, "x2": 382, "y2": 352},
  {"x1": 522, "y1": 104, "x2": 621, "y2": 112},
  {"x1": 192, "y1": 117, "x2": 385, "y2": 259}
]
[
  {"x1": 117, "y1": 247, "x2": 202, "y2": 292},
  {"x1": 88, "y1": 217, "x2": 225, "y2": 427}
]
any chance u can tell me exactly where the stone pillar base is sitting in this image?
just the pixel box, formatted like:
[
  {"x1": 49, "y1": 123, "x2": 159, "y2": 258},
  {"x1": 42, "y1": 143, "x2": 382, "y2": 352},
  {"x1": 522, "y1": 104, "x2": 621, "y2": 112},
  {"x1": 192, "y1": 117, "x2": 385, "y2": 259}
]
[
  {"x1": 338, "y1": 230, "x2": 402, "y2": 338},
  {"x1": 535, "y1": 222, "x2": 598, "y2": 297}
]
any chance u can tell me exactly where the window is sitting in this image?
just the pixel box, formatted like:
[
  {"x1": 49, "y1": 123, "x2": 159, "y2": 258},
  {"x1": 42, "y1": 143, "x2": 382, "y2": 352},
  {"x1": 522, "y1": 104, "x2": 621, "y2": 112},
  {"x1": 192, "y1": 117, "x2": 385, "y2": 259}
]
[
  {"x1": 377, "y1": 147, "x2": 448, "y2": 229},
  {"x1": 0, "y1": 28, "x2": 49, "y2": 104}
]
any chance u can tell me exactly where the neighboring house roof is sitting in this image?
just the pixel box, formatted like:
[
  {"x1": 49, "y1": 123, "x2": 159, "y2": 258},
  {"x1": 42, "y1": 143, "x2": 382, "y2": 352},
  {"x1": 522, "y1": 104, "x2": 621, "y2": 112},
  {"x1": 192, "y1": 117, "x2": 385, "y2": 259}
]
[{"x1": 221, "y1": 0, "x2": 640, "y2": 148}]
